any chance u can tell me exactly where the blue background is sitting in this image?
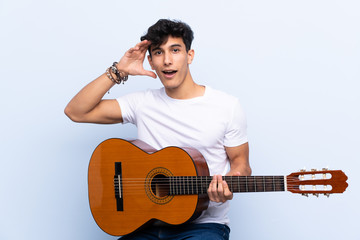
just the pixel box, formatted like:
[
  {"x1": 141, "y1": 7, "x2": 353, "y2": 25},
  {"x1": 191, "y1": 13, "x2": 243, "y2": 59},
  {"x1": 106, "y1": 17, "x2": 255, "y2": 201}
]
[{"x1": 1, "y1": 0, "x2": 359, "y2": 239}]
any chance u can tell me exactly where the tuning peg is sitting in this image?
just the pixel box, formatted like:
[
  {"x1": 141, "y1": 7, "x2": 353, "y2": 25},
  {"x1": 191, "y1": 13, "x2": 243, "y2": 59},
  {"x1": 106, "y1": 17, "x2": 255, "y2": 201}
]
[
  {"x1": 313, "y1": 193, "x2": 319, "y2": 197},
  {"x1": 322, "y1": 167, "x2": 329, "y2": 171},
  {"x1": 300, "y1": 168, "x2": 306, "y2": 172},
  {"x1": 302, "y1": 193, "x2": 309, "y2": 197},
  {"x1": 311, "y1": 168, "x2": 317, "y2": 172},
  {"x1": 324, "y1": 193, "x2": 330, "y2": 198}
]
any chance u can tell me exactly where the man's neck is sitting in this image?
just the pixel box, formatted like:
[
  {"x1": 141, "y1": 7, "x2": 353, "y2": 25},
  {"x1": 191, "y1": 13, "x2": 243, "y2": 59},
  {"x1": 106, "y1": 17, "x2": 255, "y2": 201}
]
[{"x1": 165, "y1": 73, "x2": 205, "y2": 100}]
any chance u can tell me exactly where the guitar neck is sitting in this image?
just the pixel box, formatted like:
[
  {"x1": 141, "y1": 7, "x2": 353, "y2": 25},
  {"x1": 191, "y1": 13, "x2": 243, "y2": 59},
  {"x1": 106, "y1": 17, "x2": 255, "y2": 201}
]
[{"x1": 169, "y1": 175, "x2": 286, "y2": 195}]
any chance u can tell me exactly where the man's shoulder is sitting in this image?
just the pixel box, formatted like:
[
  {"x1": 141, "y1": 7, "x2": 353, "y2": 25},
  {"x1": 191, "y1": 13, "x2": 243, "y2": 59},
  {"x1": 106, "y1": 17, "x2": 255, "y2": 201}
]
[
  {"x1": 118, "y1": 88, "x2": 163, "y2": 100},
  {"x1": 205, "y1": 86, "x2": 239, "y2": 104}
]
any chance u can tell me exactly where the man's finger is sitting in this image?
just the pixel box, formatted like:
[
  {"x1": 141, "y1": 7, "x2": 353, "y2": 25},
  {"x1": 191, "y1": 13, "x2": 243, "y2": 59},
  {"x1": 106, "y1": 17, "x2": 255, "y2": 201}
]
[
  {"x1": 137, "y1": 40, "x2": 151, "y2": 50},
  {"x1": 143, "y1": 70, "x2": 157, "y2": 79},
  {"x1": 216, "y1": 175, "x2": 224, "y2": 198},
  {"x1": 208, "y1": 175, "x2": 219, "y2": 202},
  {"x1": 223, "y1": 181, "x2": 233, "y2": 200}
]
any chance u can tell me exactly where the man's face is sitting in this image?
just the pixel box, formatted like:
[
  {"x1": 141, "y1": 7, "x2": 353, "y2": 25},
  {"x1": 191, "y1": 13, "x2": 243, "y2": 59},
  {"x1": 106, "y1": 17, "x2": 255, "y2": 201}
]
[{"x1": 148, "y1": 36, "x2": 194, "y2": 91}]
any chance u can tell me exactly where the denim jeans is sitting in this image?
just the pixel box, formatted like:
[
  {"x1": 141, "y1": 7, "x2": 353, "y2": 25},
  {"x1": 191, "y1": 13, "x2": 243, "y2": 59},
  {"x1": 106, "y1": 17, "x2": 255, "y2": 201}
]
[{"x1": 119, "y1": 223, "x2": 230, "y2": 240}]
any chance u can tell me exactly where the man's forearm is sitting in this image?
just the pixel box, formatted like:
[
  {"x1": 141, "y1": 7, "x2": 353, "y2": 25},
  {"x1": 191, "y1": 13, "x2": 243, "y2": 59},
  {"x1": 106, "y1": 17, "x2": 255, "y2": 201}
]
[{"x1": 64, "y1": 73, "x2": 115, "y2": 122}]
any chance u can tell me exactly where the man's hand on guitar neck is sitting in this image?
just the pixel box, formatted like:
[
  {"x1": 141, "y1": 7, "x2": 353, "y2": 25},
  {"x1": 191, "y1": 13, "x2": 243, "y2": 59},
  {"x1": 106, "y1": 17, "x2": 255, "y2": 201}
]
[
  {"x1": 208, "y1": 143, "x2": 251, "y2": 203},
  {"x1": 207, "y1": 172, "x2": 241, "y2": 203}
]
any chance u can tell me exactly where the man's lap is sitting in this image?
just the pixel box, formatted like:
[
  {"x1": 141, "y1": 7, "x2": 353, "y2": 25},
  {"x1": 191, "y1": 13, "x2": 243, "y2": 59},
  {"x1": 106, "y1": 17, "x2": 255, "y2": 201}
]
[{"x1": 119, "y1": 223, "x2": 230, "y2": 240}]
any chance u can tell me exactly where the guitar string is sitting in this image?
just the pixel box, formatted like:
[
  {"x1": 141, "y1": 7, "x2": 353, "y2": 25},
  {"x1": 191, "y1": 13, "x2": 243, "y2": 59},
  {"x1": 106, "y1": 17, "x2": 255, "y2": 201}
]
[
  {"x1": 114, "y1": 177, "x2": 329, "y2": 185},
  {"x1": 114, "y1": 182, "x2": 331, "y2": 193},
  {"x1": 115, "y1": 179, "x2": 320, "y2": 185},
  {"x1": 112, "y1": 178, "x2": 325, "y2": 192},
  {"x1": 113, "y1": 178, "x2": 331, "y2": 194},
  {"x1": 116, "y1": 179, "x2": 313, "y2": 184}
]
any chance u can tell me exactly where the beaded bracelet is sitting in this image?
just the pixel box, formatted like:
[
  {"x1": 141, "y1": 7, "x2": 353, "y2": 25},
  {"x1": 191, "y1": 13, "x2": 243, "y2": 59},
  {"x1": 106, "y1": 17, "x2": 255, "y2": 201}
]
[
  {"x1": 106, "y1": 67, "x2": 121, "y2": 84},
  {"x1": 108, "y1": 62, "x2": 128, "y2": 84}
]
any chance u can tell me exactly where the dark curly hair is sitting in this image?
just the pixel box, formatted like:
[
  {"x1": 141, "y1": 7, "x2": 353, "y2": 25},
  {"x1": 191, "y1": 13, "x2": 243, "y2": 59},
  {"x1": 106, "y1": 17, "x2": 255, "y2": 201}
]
[{"x1": 140, "y1": 19, "x2": 194, "y2": 56}]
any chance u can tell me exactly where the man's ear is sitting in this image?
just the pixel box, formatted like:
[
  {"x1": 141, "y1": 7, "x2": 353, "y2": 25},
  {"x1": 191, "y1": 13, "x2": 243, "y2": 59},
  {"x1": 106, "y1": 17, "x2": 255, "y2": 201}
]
[
  {"x1": 187, "y1": 49, "x2": 195, "y2": 64},
  {"x1": 147, "y1": 55, "x2": 155, "y2": 70}
]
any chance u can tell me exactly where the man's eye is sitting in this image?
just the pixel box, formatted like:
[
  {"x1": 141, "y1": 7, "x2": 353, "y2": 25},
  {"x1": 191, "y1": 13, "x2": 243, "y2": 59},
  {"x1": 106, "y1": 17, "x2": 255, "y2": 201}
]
[
  {"x1": 173, "y1": 49, "x2": 180, "y2": 53},
  {"x1": 154, "y1": 51, "x2": 162, "y2": 55}
]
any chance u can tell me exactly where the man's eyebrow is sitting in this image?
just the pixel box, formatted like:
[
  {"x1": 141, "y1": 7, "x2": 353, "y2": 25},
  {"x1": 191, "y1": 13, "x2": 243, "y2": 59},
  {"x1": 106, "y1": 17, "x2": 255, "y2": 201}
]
[
  {"x1": 151, "y1": 44, "x2": 183, "y2": 52},
  {"x1": 151, "y1": 47, "x2": 162, "y2": 52},
  {"x1": 170, "y1": 44, "x2": 182, "y2": 48}
]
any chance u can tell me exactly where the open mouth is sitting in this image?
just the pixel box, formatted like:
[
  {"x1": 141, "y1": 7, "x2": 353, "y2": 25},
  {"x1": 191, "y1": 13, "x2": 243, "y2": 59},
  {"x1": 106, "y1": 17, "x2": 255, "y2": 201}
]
[{"x1": 162, "y1": 70, "x2": 177, "y2": 78}]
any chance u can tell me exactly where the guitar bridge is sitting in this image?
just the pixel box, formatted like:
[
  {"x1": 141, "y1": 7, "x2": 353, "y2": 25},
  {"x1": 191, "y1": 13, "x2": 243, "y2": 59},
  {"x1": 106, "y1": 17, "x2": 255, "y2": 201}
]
[{"x1": 114, "y1": 162, "x2": 123, "y2": 211}]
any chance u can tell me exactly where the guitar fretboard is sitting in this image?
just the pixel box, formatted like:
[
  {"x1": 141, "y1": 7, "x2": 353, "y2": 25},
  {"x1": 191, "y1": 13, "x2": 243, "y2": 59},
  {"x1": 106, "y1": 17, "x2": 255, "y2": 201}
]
[{"x1": 169, "y1": 176, "x2": 285, "y2": 195}]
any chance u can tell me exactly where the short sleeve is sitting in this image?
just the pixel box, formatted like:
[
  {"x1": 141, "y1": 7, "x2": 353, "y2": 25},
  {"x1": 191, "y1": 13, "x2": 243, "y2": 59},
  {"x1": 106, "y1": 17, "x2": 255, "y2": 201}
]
[
  {"x1": 223, "y1": 100, "x2": 248, "y2": 147},
  {"x1": 116, "y1": 91, "x2": 146, "y2": 125}
]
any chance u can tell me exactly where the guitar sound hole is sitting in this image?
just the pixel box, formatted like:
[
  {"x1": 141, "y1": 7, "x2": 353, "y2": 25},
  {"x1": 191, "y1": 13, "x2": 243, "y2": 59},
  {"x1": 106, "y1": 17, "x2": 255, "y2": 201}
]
[{"x1": 151, "y1": 174, "x2": 170, "y2": 197}]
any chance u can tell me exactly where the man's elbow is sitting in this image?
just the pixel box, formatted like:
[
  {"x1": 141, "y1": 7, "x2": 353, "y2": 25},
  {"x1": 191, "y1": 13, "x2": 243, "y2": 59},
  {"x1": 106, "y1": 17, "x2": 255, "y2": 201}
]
[{"x1": 64, "y1": 106, "x2": 83, "y2": 123}]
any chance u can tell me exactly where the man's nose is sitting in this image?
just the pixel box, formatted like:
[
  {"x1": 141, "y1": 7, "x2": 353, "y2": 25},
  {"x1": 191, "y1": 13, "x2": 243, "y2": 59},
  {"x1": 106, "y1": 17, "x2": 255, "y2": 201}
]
[{"x1": 164, "y1": 52, "x2": 173, "y2": 65}]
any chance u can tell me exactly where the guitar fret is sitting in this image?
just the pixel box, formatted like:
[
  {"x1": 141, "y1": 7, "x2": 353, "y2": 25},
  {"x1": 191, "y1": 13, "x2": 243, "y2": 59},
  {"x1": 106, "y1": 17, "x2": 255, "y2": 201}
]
[
  {"x1": 246, "y1": 177, "x2": 248, "y2": 192},
  {"x1": 195, "y1": 176, "x2": 199, "y2": 194},
  {"x1": 180, "y1": 176, "x2": 182, "y2": 195},
  {"x1": 263, "y1": 176, "x2": 265, "y2": 192},
  {"x1": 202, "y1": 176, "x2": 206, "y2": 194},
  {"x1": 273, "y1": 176, "x2": 275, "y2": 191},
  {"x1": 179, "y1": 176, "x2": 181, "y2": 194},
  {"x1": 188, "y1": 177, "x2": 190, "y2": 194},
  {"x1": 176, "y1": 177, "x2": 180, "y2": 195},
  {"x1": 169, "y1": 177, "x2": 172, "y2": 195},
  {"x1": 181, "y1": 176, "x2": 184, "y2": 195},
  {"x1": 254, "y1": 177, "x2": 257, "y2": 192},
  {"x1": 250, "y1": 176, "x2": 256, "y2": 192},
  {"x1": 200, "y1": 176, "x2": 204, "y2": 193},
  {"x1": 187, "y1": 176, "x2": 190, "y2": 194},
  {"x1": 173, "y1": 177, "x2": 176, "y2": 195},
  {"x1": 191, "y1": 176, "x2": 194, "y2": 194},
  {"x1": 183, "y1": 176, "x2": 186, "y2": 195},
  {"x1": 184, "y1": 176, "x2": 187, "y2": 194},
  {"x1": 197, "y1": 177, "x2": 199, "y2": 194},
  {"x1": 267, "y1": 176, "x2": 275, "y2": 192},
  {"x1": 207, "y1": 176, "x2": 212, "y2": 194},
  {"x1": 228, "y1": 176, "x2": 234, "y2": 192},
  {"x1": 185, "y1": 176, "x2": 187, "y2": 195},
  {"x1": 204, "y1": 176, "x2": 207, "y2": 194},
  {"x1": 278, "y1": 176, "x2": 285, "y2": 191},
  {"x1": 172, "y1": 177, "x2": 175, "y2": 195},
  {"x1": 230, "y1": 176, "x2": 233, "y2": 192},
  {"x1": 182, "y1": 177, "x2": 186, "y2": 195},
  {"x1": 198, "y1": 176, "x2": 201, "y2": 194}
]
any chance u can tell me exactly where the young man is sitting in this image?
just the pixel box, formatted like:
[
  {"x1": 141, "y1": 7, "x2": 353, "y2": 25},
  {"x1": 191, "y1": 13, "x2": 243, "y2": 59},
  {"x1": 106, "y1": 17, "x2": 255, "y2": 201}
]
[{"x1": 65, "y1": 19, "x2": 251, "y2": 240}]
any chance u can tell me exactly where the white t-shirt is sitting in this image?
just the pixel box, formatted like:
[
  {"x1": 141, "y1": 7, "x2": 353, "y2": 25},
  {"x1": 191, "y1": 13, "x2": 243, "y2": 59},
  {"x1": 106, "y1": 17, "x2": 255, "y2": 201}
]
[{"x1": 117, "y1": 86, "x2": 248, "y2": 225}]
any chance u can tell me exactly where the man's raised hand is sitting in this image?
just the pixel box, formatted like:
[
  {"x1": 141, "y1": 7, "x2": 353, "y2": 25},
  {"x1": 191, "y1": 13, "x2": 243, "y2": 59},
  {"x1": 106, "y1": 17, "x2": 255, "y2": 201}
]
[{"x1": 117, "y1": 40, "x2": 157, "y2": 79}]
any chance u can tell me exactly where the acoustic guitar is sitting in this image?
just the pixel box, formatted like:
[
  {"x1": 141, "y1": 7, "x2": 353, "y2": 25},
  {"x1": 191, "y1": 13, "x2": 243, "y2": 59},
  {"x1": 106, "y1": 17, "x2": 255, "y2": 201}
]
[{"x1": 88, "y1": 138, "x2": 348, "y2": 236}]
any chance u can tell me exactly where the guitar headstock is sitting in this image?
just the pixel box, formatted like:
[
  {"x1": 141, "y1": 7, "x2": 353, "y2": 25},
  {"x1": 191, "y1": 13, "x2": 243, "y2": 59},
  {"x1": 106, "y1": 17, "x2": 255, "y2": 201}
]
[{"x1": 286, "y1": 168, "x2": 348, "y2": 197}]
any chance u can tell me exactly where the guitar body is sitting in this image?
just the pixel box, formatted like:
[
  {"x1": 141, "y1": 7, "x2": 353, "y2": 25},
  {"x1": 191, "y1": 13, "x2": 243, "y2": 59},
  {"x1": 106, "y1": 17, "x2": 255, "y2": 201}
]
[{"x1": 88, "y1": 138, "x2": 209, "y2": 236}]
